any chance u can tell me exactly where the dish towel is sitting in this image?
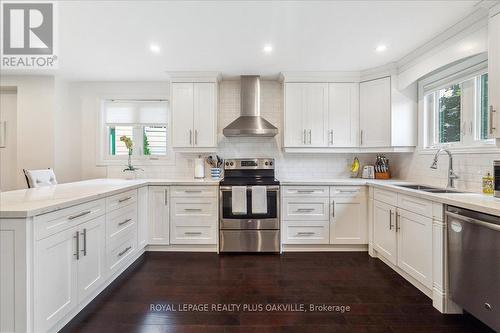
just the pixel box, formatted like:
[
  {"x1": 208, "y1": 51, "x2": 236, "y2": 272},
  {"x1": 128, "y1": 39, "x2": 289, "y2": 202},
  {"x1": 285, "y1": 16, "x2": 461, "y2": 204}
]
[
  {"x1": 251, "y1": 186, "x2": 268, "y2": 214},
  {"x1": 231, "y1": 186, "x2": 247, "y2": 215}
]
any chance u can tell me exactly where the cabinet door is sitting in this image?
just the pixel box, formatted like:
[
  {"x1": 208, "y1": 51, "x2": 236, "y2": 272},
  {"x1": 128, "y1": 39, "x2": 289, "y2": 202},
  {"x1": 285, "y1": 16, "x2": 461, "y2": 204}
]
[
  {"x1": 330, "y1": 196, "x2": 367, "y2": 244},
  {"x1": 172, "y1": 83, "x2": 194, "y2": 147},
  {"x1": 77, "y1": 216, "x2": 106, "y2": 302},
  {"x1": 305, "y1": 83, "x2": 329, "y2": 147},
  {"x1": 328, "y1": 83, "x2": 359, "y2": 147},
  {"x1": 489, "y1": 11, "x2": 500, "y2": 138},
  {"x1": 360, "y1": 77, "x2": 391, "y2": 147},
  {"x1": 193, "y1": 83, "x2": 217, "y2": 147},
  {"x1": 137, "y1": 186, "x2": 148, "y2": 248},
  {"x1": 284, "y1": 83, "x2": 307, "y2": 147},
  {"x1": 373, "y1": 200, "x2": 397, "y2": 265},
  {"x1": 397, "y1": 209, "x2": 433, "y2": 288},
  {"x1": 148, "y1": 186, "x2": 169, "y2": 244},
  {"x1": 34, "y1": 227, "x2": 78, "y2": 332}
]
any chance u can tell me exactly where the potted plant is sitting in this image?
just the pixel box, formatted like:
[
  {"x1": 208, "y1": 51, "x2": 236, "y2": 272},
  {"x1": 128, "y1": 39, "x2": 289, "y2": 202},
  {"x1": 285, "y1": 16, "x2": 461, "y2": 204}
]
[{"x1": 120, "y1": 136, "x2": 142, "y2": 173}]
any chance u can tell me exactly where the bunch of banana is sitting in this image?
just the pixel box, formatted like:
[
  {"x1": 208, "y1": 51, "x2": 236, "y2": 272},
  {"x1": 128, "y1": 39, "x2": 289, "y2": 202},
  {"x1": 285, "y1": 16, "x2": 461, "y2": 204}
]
[{"x1": 350, "y1": 157, "x2": 360, "y2": 176}]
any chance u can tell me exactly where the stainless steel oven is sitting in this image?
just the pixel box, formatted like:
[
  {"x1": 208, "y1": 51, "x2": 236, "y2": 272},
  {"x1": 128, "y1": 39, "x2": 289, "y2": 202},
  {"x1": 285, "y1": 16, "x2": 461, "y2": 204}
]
[
  {"x1": 494, "y1": 160, "x2": 500, "y2": 198},
  {"x1": 219, "y1": 158, "x2": 280, "y2": 253}
]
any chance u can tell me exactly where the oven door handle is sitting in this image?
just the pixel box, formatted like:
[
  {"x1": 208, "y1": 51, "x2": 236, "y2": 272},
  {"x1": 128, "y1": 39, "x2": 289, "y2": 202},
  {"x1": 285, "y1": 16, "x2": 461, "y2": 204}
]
[{"x1": 220, "y1": 186, "x2": 280, "y2": 191}]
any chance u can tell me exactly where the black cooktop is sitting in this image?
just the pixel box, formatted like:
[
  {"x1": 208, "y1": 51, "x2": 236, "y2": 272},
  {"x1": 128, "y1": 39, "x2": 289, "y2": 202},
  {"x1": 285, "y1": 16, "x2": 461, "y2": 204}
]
[{"x1": 219, "y1": 177, "x2": 280, "y2": 186}]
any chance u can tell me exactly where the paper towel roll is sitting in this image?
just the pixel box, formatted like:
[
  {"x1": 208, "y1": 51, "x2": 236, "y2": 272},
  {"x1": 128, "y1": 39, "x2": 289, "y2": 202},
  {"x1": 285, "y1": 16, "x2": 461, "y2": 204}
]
[{"x1": 194, "y1": 157, "x2": 205, "y2": 179}]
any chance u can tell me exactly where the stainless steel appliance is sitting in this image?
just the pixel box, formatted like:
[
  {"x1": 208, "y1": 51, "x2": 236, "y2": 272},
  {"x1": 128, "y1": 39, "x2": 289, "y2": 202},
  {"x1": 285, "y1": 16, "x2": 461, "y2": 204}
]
[
  {"x1": 219, "y1": 158, "x2": 280, "y2": 253},
  {"x1": 446, "y1": 205, "x2": 500, "y2": 332},
  {"x1": 494, "y1": 160, "x2": 500, "y2": 198}
]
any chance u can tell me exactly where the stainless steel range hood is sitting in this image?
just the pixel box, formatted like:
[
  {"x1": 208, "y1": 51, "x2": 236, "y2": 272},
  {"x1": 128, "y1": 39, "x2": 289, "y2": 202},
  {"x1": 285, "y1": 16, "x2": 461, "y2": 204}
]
[{"x1": 223, "y1": 75, "x2": 278, "y2": 137}]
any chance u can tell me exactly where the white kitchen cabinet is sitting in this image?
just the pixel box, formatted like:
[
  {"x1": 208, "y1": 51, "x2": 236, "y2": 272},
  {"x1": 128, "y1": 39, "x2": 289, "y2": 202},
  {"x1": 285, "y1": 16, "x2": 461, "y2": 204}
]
[
  {"x1": 77, "y1": 216, "x2": 106, "y2": 302},
  {"x1": 397, "y1": 209, "x2": 433, "y2": 288},
  {"x1": 171, "y1": 82, "x2": 217, "y2": 149},
  {"x1": 330, "y1": 188, "x2": 367, "y2": 244},
  {"x1": 148, "y1": 186, "x2": 170, "y2": 245},
  {"x1": 137, "y1": 186, "x2": 148, "y2": 249},
  {"x1": 284, "y1": 83, "x2": 328, "y2": 147},
  {"x1": 489, "y1": 9, "x2": 500, "y2": 139},
  {"x1": 373, "y1": 200, "x2": 397, "y2": 265},
  {"x1": 34, "y1": 227, "x2": 78, "y2": 333},
  {"x1": 359, "y1": 77, "x2": 392, "y2": 147},
  {"x1": 327, "y1": 83, "x2": 359, "y2": 147}
]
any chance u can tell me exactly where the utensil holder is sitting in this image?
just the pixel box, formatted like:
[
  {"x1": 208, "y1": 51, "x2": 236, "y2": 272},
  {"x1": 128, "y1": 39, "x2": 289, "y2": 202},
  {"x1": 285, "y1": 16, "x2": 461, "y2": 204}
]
[{"x1": 210, "y1": 168, "x2": 221, "y2": 180}]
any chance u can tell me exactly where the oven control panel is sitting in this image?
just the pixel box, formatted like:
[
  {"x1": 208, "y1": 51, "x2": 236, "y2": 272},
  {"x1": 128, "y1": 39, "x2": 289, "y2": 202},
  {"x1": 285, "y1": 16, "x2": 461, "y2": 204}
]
[{"x1": 224, "y1": 158, "x2": 274, "y2": 170}]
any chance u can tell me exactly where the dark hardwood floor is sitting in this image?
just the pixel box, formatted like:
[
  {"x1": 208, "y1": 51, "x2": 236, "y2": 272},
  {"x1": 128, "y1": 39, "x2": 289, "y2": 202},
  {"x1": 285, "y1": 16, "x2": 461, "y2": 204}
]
[{"x1": 61, "y1": 252, "x2": 494, "y2": 333}]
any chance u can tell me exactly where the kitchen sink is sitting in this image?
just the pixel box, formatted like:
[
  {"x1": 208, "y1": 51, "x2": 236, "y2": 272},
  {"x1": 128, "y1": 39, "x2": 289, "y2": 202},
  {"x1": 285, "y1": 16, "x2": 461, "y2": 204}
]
[{"x1": 394, "y1": 184, "x2": 465, "y2": 194}]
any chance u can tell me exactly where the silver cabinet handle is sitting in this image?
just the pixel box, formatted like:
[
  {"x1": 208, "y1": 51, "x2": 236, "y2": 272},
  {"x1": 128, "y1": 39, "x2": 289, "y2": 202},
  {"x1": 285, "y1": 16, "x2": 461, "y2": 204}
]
[
  {"x1": 74, "y1": 231, "x2": 80, "y2": 260},
  {"x1": 81, "y1": 228, "x2": 87, "y2": 256},
  {"x1": 303, "y1": 129, "x2": 306, "y2": 145},
  {"x1": 184, "y1": 231, "x2": 202, "y2": 235},
  {"x1": 308, "y1": 129, "x2": 312, "y2": 144},
  {"x1": 360, "y1": 130, "x2": 364, "y2": 146},
  {"x1": 118, "y1": 246, "x2": 132, "y2": 257},
  {"x1": 296, "y1": 208, "x2": 314, "y2": 212},
  {"x1": 118, "y1": 218, "x2": 132, "y2": 226},
  {"x1": 296, "y1": 190, "x2": 315, "y2": 193},
  {"x1": 331, "y1": 200, "x2": 335, "y2": 217},
  {"x1": 396, "y1": 211, "x2": 401, "y2": 232},
  {"x1": 189, "y1": 129, "x2": 192, "y2": 145},
  {"x1": 329, "y1": 130, "x2": 334, "y2": 145},
  {"x1": 184, "y1": 208, "x2": 202, "y2": 211},
  {"x1": 337, "y1": 189, "x2": 358, "y2": 193},
  {"x1": 68, "y1": 210, "x2": 91, "y2": 220},
  {"x1": 297, "y1": 232, "x2": 315, "y2": 236},
  {"x1": 164, "y1": 189, "x2": 168, "y2": 206},
  {"x1": 194, "y1": 129, "x2": 198, "y2": 145},
  {"x1": 389, "y1": 210, "x2": 393, "y2": 230},
  {"x1": 118, "y1": 196, "x2": 132, "y2": 203},
  {"x1": 490, "y1": 105, "x2": 497, "y2": 134}
]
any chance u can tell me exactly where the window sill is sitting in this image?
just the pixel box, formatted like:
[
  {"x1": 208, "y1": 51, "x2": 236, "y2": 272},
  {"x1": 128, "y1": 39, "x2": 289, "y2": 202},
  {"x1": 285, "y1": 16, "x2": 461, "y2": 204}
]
[
  {"x1": 96, "y1": 157, "x2": 175, "y2": 166},
  {"x1": 418, "y1": 143, "x2": 500, "y2": 155}
]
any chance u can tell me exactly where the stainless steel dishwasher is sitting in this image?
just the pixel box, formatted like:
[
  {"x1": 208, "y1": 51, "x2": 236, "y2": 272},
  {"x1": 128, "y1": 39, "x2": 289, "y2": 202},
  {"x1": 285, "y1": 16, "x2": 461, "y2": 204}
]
[{"x1": 446, "y1": 206, "x2": 500, "y2": 332}]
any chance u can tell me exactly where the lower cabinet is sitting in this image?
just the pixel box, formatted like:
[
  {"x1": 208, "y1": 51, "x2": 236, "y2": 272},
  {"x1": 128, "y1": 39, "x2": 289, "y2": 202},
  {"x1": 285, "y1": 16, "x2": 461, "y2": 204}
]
[
  {"x1": 373, "y1": 196, "x2": 433, "y2": 289},
  {"x1": 34, "y1": 216, "x2": 106, "y2": 333},
  {"x1": 282, "y1": 185, "x2": 367, "y2": 245},
  {"x1": 170, "y1": 186, "x2": 218, "y2": 245},
  {"x1": 148, "y1": 186, "x2": 170, "y2": 245}
]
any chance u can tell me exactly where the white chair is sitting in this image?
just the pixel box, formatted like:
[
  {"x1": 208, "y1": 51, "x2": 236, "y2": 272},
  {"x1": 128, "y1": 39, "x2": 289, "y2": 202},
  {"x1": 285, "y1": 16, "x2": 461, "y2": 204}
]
[{"x1": 23, "y1": 169, "x2": 58, "y2": 188}]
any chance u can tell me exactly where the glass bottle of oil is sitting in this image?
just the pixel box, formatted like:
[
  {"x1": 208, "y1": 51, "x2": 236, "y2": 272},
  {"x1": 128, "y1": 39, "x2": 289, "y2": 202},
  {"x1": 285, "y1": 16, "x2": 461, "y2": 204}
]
[{"x1": 482, "y1": 172, "x2": 494, "y2": 195}]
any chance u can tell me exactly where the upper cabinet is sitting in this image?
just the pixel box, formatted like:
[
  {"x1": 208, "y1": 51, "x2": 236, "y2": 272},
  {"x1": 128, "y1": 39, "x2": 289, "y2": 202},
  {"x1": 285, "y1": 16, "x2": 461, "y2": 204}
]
[
  {"x1": 359, "y1": 77, "x2": 391, "y2": 147},
  {"x1": 282, "y1": 72, "x2": 416, "y2": 152},
  {"x1": 284, "y1": 83, "x2": 328, "y2": 147},
  {"x1": 170, "y1": 73, "x2": 219, "y2": 151},
  {"x1": 488, "y1": 8, "x2": 500, "y2": 139}
]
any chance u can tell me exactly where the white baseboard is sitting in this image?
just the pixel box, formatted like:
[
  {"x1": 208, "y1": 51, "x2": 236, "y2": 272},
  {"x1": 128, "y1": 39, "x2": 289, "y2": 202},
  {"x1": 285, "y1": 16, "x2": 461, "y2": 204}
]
[
  {"x1": 282, "y1": 244, "x2": 368, "y2": 252},
  {"x1": 146, "y1": 244, "x2": 218, "y2": 252}
]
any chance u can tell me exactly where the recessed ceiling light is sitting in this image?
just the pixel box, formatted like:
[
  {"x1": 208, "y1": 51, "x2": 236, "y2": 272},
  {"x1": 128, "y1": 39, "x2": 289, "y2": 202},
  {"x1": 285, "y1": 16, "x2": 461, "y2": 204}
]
[
  {"x1": 263, "y1": 44, "x2": 273, "y2": 54},
  {"x1": 150, "y1": 43, "x2": 161, "y2": 54},
  {"x1": 376, "y1": 44, "x2": 387, "y2": 52}
]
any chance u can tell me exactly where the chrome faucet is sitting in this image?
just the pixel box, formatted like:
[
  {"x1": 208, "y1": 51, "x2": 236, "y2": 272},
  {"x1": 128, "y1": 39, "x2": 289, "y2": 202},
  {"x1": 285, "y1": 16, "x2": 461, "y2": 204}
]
[{"x1": 430, "y1": 148, "x2": 459, "y2": 188}]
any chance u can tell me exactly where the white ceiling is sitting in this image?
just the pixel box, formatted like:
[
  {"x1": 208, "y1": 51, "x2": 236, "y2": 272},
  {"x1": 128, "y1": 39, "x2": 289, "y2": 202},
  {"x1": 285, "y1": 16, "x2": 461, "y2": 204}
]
[{"x1": 51, "y1": 1, "x2": 483, "y2": 80}]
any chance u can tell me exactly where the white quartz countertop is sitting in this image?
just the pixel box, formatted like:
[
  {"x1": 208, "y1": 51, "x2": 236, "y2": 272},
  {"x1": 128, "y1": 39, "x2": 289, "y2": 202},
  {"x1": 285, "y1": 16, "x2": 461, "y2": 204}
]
[
  {"x1": 0, "y1": 178, "x2": 219, "y2": 218},
  {"x1": 2, "y1": 177, "x2": 499, "y2": 218}
]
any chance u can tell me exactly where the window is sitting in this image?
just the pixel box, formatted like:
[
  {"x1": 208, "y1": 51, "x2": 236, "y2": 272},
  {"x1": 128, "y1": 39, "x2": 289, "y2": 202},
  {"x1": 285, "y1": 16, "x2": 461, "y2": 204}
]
[
  {"x1": 423, "y1": 68, "x2": 492, "y2": 149},
  {"x1": 100, "y1": 99, "x2": 170, "y2": 164}
]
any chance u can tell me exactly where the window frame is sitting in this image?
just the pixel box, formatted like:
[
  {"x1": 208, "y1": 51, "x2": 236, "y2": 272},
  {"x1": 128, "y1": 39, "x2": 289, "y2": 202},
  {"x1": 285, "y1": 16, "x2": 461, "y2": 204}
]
[
  {"x1": 418, "y1": 56, "x2": 498, "y2": 154},
  {"x1": 97, "y1": 95, "x2": 174, "y2": 166}
]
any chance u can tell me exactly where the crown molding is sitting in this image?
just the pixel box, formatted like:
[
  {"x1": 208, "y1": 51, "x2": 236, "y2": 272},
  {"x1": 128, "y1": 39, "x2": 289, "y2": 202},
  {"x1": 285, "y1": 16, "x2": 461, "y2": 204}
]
[{"x1": 166, "y1": 71, "x2": 221, "y2": 82}]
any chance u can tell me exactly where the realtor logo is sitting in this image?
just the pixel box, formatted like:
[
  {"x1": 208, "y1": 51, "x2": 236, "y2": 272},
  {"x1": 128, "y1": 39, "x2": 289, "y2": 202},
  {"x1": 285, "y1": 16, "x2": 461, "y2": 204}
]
[{"x1": 1, "y1": 2, "x2": 57, "y2": 68}]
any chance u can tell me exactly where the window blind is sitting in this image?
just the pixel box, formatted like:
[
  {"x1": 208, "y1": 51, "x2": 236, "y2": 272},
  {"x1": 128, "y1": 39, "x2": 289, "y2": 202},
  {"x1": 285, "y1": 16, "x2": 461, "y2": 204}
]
[{"x1": 104, "y1": 100, "x2": 168, "y2": 125}]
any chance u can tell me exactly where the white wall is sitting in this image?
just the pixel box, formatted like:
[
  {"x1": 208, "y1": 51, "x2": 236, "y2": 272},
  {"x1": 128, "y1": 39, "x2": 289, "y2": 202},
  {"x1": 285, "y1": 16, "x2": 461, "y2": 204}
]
[{"x1": 0, "y1": 76, "x2": 55, "y2": 189}]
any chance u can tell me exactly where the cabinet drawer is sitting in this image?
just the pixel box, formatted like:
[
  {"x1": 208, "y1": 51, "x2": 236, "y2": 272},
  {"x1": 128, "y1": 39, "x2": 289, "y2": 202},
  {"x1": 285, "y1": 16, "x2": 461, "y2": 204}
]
[
  {"x1": 107, "y1": 231, "x2": 137, "y2": 274},
  {"x1": 106, "y1": 204, "x2": 137, "y2": 242},
  {"x1": 283, "y1": 197, "x2": 330, "y2": 220},
  {"x1": 170, "y1": 186, "x2": 217, "y2": 198},
  {"x1": 397, "y1": 194, "x2": 433, "y2": 218},
  {"x1": 284, "y1": 223, "x2": 330, "y2": 244},
  {"x1": 330, "y1": 186, "x2": 366, "y2": 197},
  {"x1": 34, "y1": 199, "x2": 105, "y2": 240},
  {"x1": 170, "y1": 197, "x2": 217, "y2": 225},
  {"x1": 106, "y1": 189, "x2": 137, "y2": 213},
  {"x1": 282, "y1": 186, "x2": 329, "y2": 197},
  {"x1": 373, "y1": 188, "x2": 398, "y2": 206},
  {"x1": 171, "y1": 225, "x2": 216, "y2": 244}
]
